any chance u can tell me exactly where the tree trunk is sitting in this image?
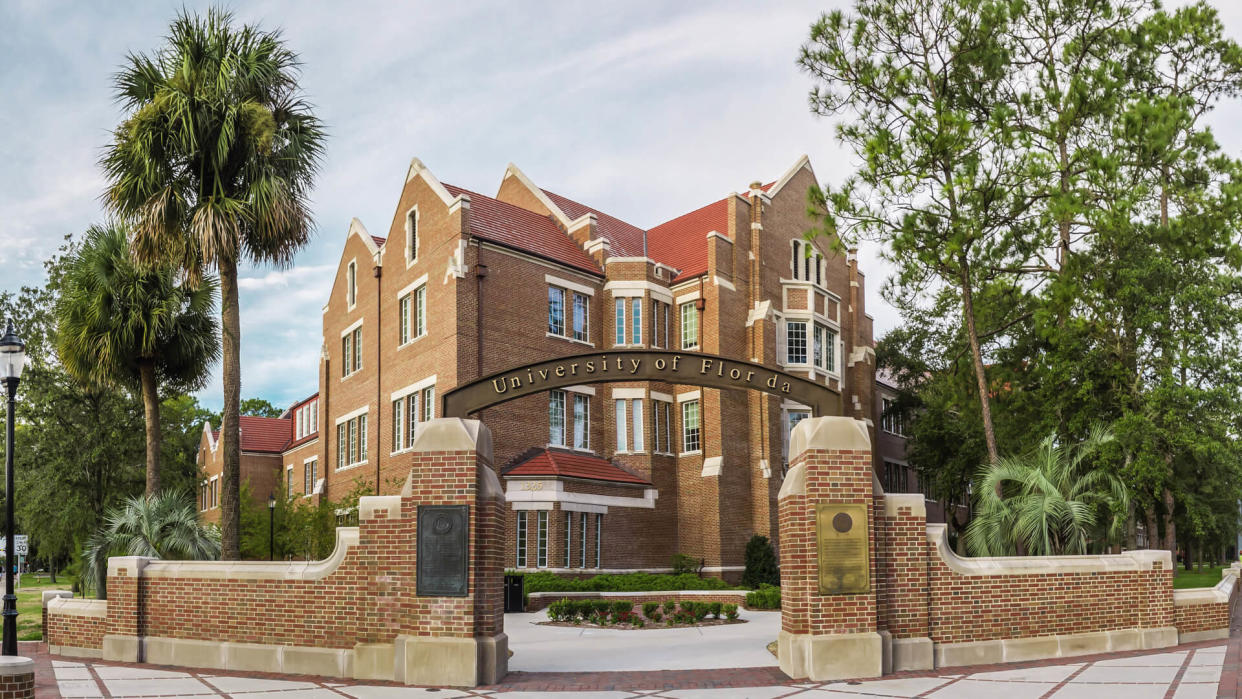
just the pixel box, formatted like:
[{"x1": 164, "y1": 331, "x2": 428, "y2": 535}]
[
  {"x1": 49, "y1": 558, "x2": 56, "y2": 585},
  {"x1": 1164, "y1": 486, "x2": 1177, "y2": 559},
  {"x1": 219, "y1": 257, "x2": 243, "y2": 560},
  {"x1": 959, "y1": 259, "x2": 1000, "y2": 463},
  {"x1": 139, "y1": 359, "x2": 161, "y2": 496}
]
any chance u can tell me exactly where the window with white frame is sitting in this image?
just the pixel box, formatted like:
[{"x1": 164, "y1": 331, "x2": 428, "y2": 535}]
[
  {"x1": 631, "y1": 399, "x2": 644, "y2": 451},
  {"x1": 336, "y1": 413, "x2": 368, "y2": 470},
  {"x1": 615, "y1": 398, "x2": 644, "y2": 452},
  {"x1": 594, "y1": 513, "x2": 602, "y2": 567},
  {"x1": 614, "y1": 298, "x2": 625, "y2": 346},
  {"x1": 304, "y1": 459, "x2": 317, "y2": 495},
  {"x1": 572, "y1": 393, "x2": 589, "y2": 450},
  {"x1": 783, "y1": 409, "x2": 811, "y2": 463},
  {"x1": 652, "y1": 300, "x2": 670, "y2": 348},
  {"x1": 564, "y1": 511, "x2": 572, "y2": 568},
  {"x1": 398, "y1": 285, "x2": 426, "y2": 346},
  {"x1": 791, "y1": 240, "x2": 826, "y2": 287},
  {"x1": 548, "y1": 286, "x2": 589, "y2": 342},
  {"x1": 579, "y1": 512, "x2": 587, "y2": 567},
  {"x1": 341, "y1": 326, "x2": 363, "y2": 377},
  {"x1": 537, "y1": 510, "x2": 548, "y2": 568},
  {"x1": 516, "y1": 511, "x2": 528, "y2": 567},
  {"x1": 786, "y1": 321, "x2": 808, "y2": 365},
  {"x1": 549, "y1": 390, "x2": 567, "y2": 446},
  {"x1": 405, "y1": 207, "x2": 418, "y2": 263},
  {"x1": 572, "y1": 293, "x2": 588, "y2": 342},
  {"x1": 881, "y1": 397, "x2": 906, "y2": 436},
  {"x1": 549, "y1": 287, "x2": 565, "y2": 336},
  {"x1": 615, "y1": 399, "x2": 627, "y2": 451},
  {"x1": 813, "y1": 323, "x2": 837, "y2": 373},
  {"x1": 680, "y1": 302, "x2": 698, "y2": 349},
  {"x1": 286, "y1": 466, "x2": 293, "y2": 497},
  {"x1": 393, "y1": 384, "x2": 435, "y2": 452},
  {"x1": 653, "y1": 400, "x2": 672, "y2": 454},
  {"x1": 347, "y1": 260, "x2": 357, "y2": 307},
  {"x1": 681, "y1": 400, "x2": 701, "y2": 453},
  {"x1": 631, "y1": 297, "x2": 642, "y2": 345}
]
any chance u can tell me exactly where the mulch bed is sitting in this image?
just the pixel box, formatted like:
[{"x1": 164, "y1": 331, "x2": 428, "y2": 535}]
[{"x1": 538, "y1": 618, "x2": 746, "y2": 630}]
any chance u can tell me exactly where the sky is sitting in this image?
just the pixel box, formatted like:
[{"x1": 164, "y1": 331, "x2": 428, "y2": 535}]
[{"x1": 2, "y1": 0, "x2": 1241, "y2": 412}]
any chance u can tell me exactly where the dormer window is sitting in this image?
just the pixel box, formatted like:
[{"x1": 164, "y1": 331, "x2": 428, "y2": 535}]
[{"x1": 405, "y1": 207, "x2": 419, "y2": 264}]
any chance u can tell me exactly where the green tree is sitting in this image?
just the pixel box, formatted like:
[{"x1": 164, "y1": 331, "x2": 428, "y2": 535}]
[
  {"x1": 241, "y1": 398, "x2": 283, "y2": 418},
  {"x1": 55, "y1": 223, "x2": 218, "y2": 495},
  {"x1": 965, "y1": 428, "x2": 1129, "y2": 556},
  {"x1": 741, "y1": 534, "x2": 779, "y2": 588},
  {"x1": 82, "y1": 491, "x2": 220, "y2": 598},
  {"x1": 102, "y1": 8, "x2": 326, "y2": 558}
]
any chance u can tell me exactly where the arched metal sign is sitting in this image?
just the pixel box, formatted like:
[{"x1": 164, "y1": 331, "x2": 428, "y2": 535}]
[{"x1": 441, "y1": 349, "x2": 840, "y2": 418}]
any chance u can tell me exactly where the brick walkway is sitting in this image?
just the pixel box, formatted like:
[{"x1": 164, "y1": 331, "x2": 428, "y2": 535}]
[{"x1": 28, "y1": 594, "x2": 1242, "y2": 697}]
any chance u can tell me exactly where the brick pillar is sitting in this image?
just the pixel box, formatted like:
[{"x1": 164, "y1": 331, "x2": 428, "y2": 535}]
[
  {"x1": 102, "y1": 556, "x2": 148, "y2": 662},
  {"x1": 391, "y1": 418, "x2": 507, "y2": 687},
  {"x1": 0, "y1": 657, "x2": 33, "y2": 699},
  {"x1": 777, "y1": 416, "x2": 882, "y2": 681},
  {"x1": 877, "y1": 494, "x2": 932, "y2": 671},
  {"x1": 40, "y1": 590, "x2": 71, "y2": 643}
]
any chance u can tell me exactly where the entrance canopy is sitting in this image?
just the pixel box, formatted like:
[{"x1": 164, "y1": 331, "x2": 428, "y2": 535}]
[{"x1": 441, "y1": 349, "x2": 841, "y2": 418}]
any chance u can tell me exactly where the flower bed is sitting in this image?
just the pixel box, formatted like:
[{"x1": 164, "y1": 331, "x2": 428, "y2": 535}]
[
  {"x1": 540, "y1": 598, "x2": 744, "y2": 630},
  {"x1": 521, "y1": 571, "x2": 741, "y2": 593},
  {"x1": 524, "y1": 589, "x2": 750, "y2": 612}
]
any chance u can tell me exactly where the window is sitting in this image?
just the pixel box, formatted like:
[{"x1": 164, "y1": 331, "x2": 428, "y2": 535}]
[
  {"x1": 813, "y1": 323, "x2": 837, "y2": 373},
  {"x1": 615, "y1": 399, "x2": 627, "y2": 452},
  {"x1": 595, "y1": 513, "x2": 603, "y2": 567},
  {"x1": 537, "y1": 510, "x2": 548, "y2": 568},
  {"x1": 631, "y1": 297, "x2": 642, "y2": 345},
  {"x1": 631, "y1": 399, "x2": 644, "y2": 452},
  {"x1": 881, "y1": 398, "x2": 906, "y2": 436},
  {"x1": 572, "y1": 293, "x2": 588, "y2": 342},
  {"x1": 579, "y1": 512, "x2": 587, "y2": 568},
  {"x1": 783, "y1": 409, "x2": 811, "y2": 463},
  {"x1": 398, "y1": 287, "x2": 426, "y2": 345},
  {"x1": 885, "y1": 461, "x2": 909, "y2": 492},
  {"x1": 342, "y1": 326, "x2": 363, "y2": 377},
  {"x1": 680, "y1": 302, "x2": 698, "y2": 349},
  {"x1": 549, "y1": 391, "x2": 567, "y2": 447},
  {"x1": 393, "y1": 384, "x2": 436, "y2": 452},
  {"x1": 392, "y1": 398, "x2": 404, "y2": 452},
  {"x1": 347, "y1": 261, "x2": 357, "y2": 307},
  {"x1": 304, "y1": 459, "x2": 317, "y2": 495},
  {"x1": 652, "y1": 300, "x2": 670, "y2": 348},
  {"x1": 406, "y1": 208, "x2": 418, "y2": 263},
  {"x1": 414, "y1": 286, "x2": 426, "y2": 339},
  {"x1": 516, "y1": 511, "x2": 528, "y2": 568},
  {"x1": 615, "y1": 298, "x2": 625, "y2": 346},
  {"x1": 786, "y1": 321, "x2": 807, "y2": 365},
  {"x1": 573, "y1": 394, "x2": 589, "y2": 450},
  {"x1": 654, "y1": 400, "x2": 672, "y2": 453},
  {"x1": 616, "y1": 398, "x2": 644, "y2": 452},
  {"x1": 792, "y1": 241, "x2": 826, "y2": 287},
  {"x1": 336, "y1": 414, "x2": 368, "y2": 469},
  {"x1": 548, "y1": 287, "x2": 565, "y2": 336},
  {"x1": 398, "y1": 294, "x2": 410, "y2": 345},
  {"x1": 681, "y1": 400, "x2": 701, "y2": 453},
  {"x1": 286, "y1": 466, "x2": 293, "y2": 497},
  {"x1": 564, "y1": 512, "x2": 572, "y2": 568}
]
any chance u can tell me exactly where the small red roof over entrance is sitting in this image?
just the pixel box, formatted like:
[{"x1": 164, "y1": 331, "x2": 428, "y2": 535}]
[{"x1": 503, "y1": 449, "x2": 652, "y2": 486}]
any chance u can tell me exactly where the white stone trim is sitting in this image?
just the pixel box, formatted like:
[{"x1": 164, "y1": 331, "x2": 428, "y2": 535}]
[
  {"x1": 545, "y1": 274, "x2": 596, "y2": 297},
  {"x1": 505, "y1": 480, "x2": 657, "y2": 510},
  {"x1": 395, "y1": 273, "x2": 429, "y2": 300},
  {"x1": 1173, "y1": 573, "x2": 1237, "y2": 606},
  {"x1": 713, "y1": 275, "x2": 736, "y2": 291},
  {"x1": 47, "y1": 597, "x2": 106, "y2": 618},
  {"x1": 358, "y1": 495, "x2": 402, "y2": 521},
  {"x1": 677, "y1": 390, "x2": 700, "y2": 402},
  {"x1": 701, "y1": 456, "x2": 722, "y2": 477},
  {"x1": 884, "y1": 493, "x2": 926, "y2": 518},
  {"x1": 933, "y1": 627, "x2": 1178, "y2": 669},
  {"x1": 390, "y1": 375, "x2": 437, "y2": 402},
  {"x1": 406, "y1": 157, "x2": 460, "y2": 209},
  {"x1": 675, "y1": 290, "x2": 701, "y2": 304},
  {"x1": 767, "y1": 154, "x2": 813, "y2": 198},
  {"x1": 335, "y1": 404, "x2": 370, "y2": 424},
  {"x1": 612, "y1": 387, "x2": 645, "y2": 399},
  {"x1": 605, "y1": 281, "x2": 673, "y2": 304},
  {"x1": 650, "y1": 391, "x2": 674, "y2": 402},
  {"x1": 559, "y1": 502, "x2": 607, "y2": 514},
  {"x1": 928, "y1": 524, "x2": 1173, "y2": 575},
  {"x1": 339, "y1": 317, "x2": 364, "y2": 338},
  {"x1": 512, "y1": 501, "x2": 554, "y2": 511},
  {"x1": 564, "y1": 385, "x2": 596, "y2": 396},
  {"x1": 503, "y1": 163, "x2": 573, "y2": 229},
  {"x1": 142, "y1": 528, "x2": 359, "y2": 581},
  {"x1": 706, "y1": 230, "x2": 732, "y2": 244}
]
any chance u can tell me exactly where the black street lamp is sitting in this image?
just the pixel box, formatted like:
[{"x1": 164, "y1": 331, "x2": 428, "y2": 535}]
[
  {"x1": 267, "y1": 494, "x2": 276, "y2": 561},
  {"x1": 0, "y1": 321, "x2": 26, "y2": 657}
]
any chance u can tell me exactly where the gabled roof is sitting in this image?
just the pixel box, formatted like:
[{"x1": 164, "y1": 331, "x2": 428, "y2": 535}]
[
  {"x1": 542, "y1": 190, "x2": 647, "y2": 258},
  {"x1": 203, "y1": 415, "x2": 293, "y2": 455},
  {"x1": 646, "y1": 197, "x2": 732, "y2": 283},
  {"x1": 444, "y1": 183, "x2": 603, "y2": 276},
  {"x1": 503, "y1": 449, "x2": 652, "y2": 486}
]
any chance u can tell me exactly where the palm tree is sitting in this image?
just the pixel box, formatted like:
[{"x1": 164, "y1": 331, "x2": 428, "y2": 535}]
[
  {"x1": 55, "y1": 223, "x2": 219, "y2": 495},
  {"x1": 101, "y1": 8, "x2": 326, "y2": 558},
  {"x1": 83, "y1": 491, "x2": 221, "y2": 599},
  {"x1": 964, "y1": 427, "x2": 1130, "y2": 556}
]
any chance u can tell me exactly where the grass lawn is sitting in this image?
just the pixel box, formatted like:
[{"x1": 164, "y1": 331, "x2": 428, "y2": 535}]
[
  {"x1": 12, "y1": 573, "x2": 76, "y2": 641},
  {"x1": 1172, "y1": 565, "x2": 1227, "y2": 590}
]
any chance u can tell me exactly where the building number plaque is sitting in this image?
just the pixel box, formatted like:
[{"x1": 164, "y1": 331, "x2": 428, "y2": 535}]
[
  {"x1": 815, "y1": 503, "x2": 870, "y2": 595},
  {"x1": 417, "y1": 505, "x2": 469, "y2": 597}
]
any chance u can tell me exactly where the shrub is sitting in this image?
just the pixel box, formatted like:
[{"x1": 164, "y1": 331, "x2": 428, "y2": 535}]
[
  {"x1": 724, "y1": 603, "x2": 739, "y2": 620},
  {"x1": 746, "y1": 584, "x2": 781, "y2": 609},
  {"x1": 642, "y1": 601, "x2": 661, "y2": 618},
  {"x1": 611, "y1": 600, "x2": 634, "y2": 616},
  {"x1": 649, "y1": 610, "x2": 663, "y2": 622},
  {"x1": 523, "y1": 571, "x2": 735, "y2": 593},
  {"x1": 662, "y1": 599, "x2": 676, "y2": 614},
  {"x1": 741, "y1": 534, "x2": 780, "y2": 589},
  {"x1": 671, "y1": 553, "x2": 700, "y2": 575},
  {"x1": 591, "y1": 600, "x2": 611, "y2": 616},
  {"x1": 708, "y1": 601, "x2": 723, "y2": 619},
  {"x1": 548, "y1": 599, "x2": 572, "y2": 621}
]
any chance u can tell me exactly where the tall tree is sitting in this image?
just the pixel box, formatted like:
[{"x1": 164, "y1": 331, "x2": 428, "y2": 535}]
[
  {"x1": 240, "y1": 398, "x2": 283, "y2": 418},
  {"x1": 101, "y1": 9, "x2": 325, "y2": 558},
  {"x1": 55, "y1": 223, "x2": 218, "y2": 495}
]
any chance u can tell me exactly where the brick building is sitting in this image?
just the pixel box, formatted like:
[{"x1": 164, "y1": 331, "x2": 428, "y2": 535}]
[{"x1": 196, "y1": 155, "x2": 938, "y2": 576}]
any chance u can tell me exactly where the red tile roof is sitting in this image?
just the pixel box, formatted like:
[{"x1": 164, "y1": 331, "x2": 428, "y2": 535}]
[
  {"x1": 238, "y1": 415, "x2": 292, "y2": 453},
  {"x1": 542, "y1": 190, "x2": 647, "y2": 258},
  {"x1": 646, "y1": 197, "x2": 732, "y2": 282},
  {"x1": 503, "y1": 449, "x2": 652, "y2": 485},
  {"x1": 370, "y1": 235, "x2": 387, "y2": 248},
  {"x1": 444, "y1": 184, "x2": 603, "y2": 276}
]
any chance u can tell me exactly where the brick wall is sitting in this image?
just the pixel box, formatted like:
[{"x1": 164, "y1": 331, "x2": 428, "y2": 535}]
[
  {"x1": 44, "y1": 600, "x2": 106, "y2": 652},
  {"x1": 1173, "y1": 568, "x2": 1240, "y2": 637}
]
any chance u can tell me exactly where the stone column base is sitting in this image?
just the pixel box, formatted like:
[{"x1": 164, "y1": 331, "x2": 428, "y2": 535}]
[
  {"x1": 102, "y1": 635, "x2": 140, "y2": 663},
  {"x1": 394, "y1": 633, "x2": 508, "y2": 687},
  {"x1": 892, "y1": 636, "x2": 934, "y2": 671},
  {"x1": 778, "y1": 630, "x2": 883, "y2": 682},
  {"x1": 0, "y1": 657, "x2": 34, "y2": 699}
]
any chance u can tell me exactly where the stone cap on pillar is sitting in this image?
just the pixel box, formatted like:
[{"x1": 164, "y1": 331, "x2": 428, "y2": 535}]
[
  {"x1": 106, "y1": 556, "x2": 151, "y2": 578},
  {"x1": 408, "y1": 418, "x2": 493, "y2": 465},
  {"x1": 0, "y1": 656, "x2": 33, "y2": 676},
  {"x1": 788, "y1": 416, "x2": 870, "y2": 461}
]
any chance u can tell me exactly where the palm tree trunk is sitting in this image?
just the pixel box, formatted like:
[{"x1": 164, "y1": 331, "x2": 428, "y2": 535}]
[
  {"x1": 219, "y1": 257, "x2": 242, "y2": 560},
  {"x1": 139, "y1": 359, "x2": 161, "y2": 496}
]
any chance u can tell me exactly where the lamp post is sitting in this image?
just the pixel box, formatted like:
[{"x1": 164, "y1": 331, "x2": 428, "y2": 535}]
[
  {"x1": 267, "y1": 494, "x2": 276, "y2": 561},
  {"x1": 0, "y1": 321, "x2": 26, "y2": 656}
]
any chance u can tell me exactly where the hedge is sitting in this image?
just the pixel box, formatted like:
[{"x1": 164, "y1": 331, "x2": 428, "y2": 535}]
[{"x1": 521, "y1": 571, "x2": 741, "y2": 593}]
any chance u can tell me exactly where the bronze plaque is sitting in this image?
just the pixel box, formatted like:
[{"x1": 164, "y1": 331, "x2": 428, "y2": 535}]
[
  {"x1": 417, "y1": 505, "x2": 469, "y2": 597},
  {"x1": 816, "y1": 503, "x2": 870, "y2": 595}
]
